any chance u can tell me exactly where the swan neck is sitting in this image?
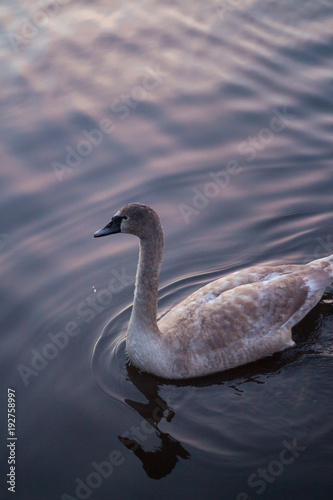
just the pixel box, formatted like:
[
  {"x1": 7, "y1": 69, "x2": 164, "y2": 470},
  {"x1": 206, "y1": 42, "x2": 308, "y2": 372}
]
[{"x1": 130, "y1": 235, "x2": 164, "y2": 332}]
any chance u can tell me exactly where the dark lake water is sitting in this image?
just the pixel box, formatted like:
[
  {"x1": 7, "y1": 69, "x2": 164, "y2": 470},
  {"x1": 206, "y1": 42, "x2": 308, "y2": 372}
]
[{"x1": 1, "y1": 1, "x2": 333, "y2": 499}]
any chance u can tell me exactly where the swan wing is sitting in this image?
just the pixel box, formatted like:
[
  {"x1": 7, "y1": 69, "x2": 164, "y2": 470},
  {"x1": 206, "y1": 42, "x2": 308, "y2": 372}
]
[
  {"x1": 163, "y1": 264, "x2": 303, "y2": 315},
  {"x1": 158, "y1": 267, "x2": 330, "y2": 377}
]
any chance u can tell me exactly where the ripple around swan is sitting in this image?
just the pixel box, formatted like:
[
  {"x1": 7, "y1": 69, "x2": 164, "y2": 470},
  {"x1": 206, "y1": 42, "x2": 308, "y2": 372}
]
[{"x1": 90, "y1": 305, "x2": 133, "y2": 404}]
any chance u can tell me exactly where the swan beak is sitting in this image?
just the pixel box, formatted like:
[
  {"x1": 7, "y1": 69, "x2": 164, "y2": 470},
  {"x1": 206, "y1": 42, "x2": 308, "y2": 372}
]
[{"x1": 94, "y1": 219, "x2": 121, "y2": 238}]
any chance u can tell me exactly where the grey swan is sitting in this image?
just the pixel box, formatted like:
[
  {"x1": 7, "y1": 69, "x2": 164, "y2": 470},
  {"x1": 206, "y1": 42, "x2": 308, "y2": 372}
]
[{"x1": 94, "y1": 203, "x2": 333, "y2": 379}]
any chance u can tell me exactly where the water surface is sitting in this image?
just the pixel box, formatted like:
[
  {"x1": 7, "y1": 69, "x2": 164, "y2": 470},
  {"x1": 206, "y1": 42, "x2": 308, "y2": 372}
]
[{"x1": 1, "y1": 1, "x2": 333, "y2": 499}]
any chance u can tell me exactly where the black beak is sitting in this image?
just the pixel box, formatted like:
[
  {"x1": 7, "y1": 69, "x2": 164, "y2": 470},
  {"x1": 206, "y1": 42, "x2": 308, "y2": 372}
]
[{"x1": 94, "y1": 218, "x2": 122, "y2": 238}]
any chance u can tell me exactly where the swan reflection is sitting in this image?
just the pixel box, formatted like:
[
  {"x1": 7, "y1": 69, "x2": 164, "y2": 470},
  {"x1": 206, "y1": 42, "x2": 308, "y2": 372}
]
[{"x1": 118, "y1": 361, "x2": 190, "y2": 479}]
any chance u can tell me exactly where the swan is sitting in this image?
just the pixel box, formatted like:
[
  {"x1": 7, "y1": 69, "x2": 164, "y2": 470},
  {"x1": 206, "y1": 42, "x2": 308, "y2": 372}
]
[{"x1": 94, "y1": 203, "x2": 333, "y2": 379}]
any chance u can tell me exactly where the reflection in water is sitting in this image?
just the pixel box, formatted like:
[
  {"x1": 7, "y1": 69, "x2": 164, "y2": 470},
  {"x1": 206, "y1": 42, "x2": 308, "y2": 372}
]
[
  {"x1": 118, "y1": 362, "x2": 190, "y2": 479},
  {"x1": 119, "y1": 426, "x2": 190, "y2": 480}
]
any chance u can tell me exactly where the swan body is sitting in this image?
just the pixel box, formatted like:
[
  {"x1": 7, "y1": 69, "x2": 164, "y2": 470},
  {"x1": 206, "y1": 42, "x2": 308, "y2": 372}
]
[{"x1": 94, "y1": 203, "x2": 333, "y2": 379}]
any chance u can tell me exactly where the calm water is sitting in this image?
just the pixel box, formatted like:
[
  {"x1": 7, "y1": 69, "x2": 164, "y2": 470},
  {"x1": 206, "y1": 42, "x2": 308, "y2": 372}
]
[{"x1": 1, "y1": 1, "x2": 333, "y2": 499}]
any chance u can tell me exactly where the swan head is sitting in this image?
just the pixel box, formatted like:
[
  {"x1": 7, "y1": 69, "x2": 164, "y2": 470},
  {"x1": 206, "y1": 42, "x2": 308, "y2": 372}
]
[{"x1": 94, "y1": 203, "x2": 163, "y2": 241}]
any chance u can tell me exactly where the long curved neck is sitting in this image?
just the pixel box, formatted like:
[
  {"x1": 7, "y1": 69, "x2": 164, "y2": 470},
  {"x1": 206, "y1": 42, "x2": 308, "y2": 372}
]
[{"x1": 129, "y1": 232, "x2": 164, "y2": 335}]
